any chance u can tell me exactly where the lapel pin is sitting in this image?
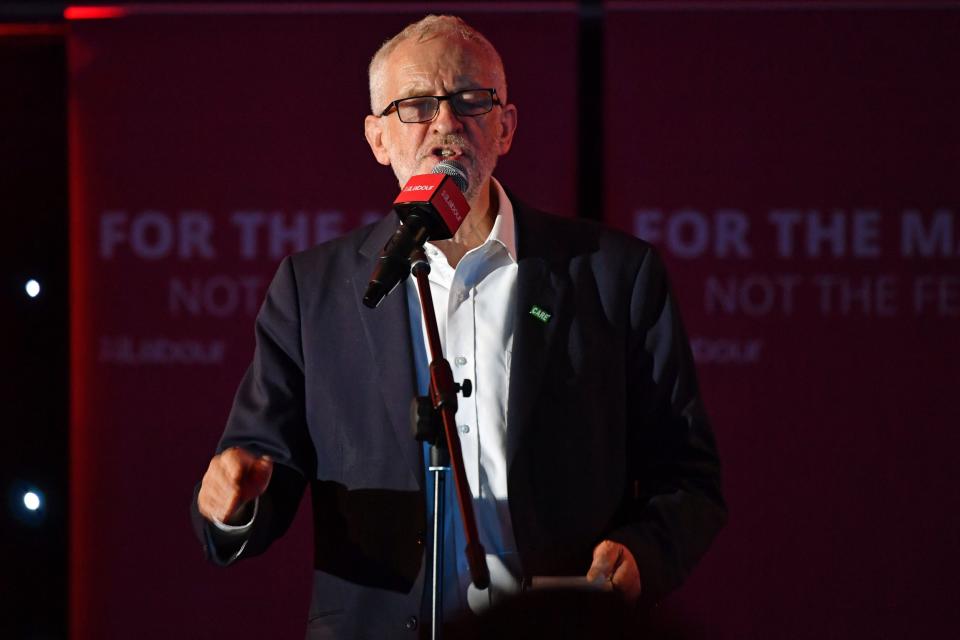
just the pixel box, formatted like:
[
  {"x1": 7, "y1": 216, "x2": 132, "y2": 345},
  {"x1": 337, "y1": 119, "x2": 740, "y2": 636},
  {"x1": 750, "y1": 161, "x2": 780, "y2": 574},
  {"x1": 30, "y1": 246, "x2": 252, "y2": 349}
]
[{"x1": 529, "y1": 305, "x2": 551, "y2": 324}]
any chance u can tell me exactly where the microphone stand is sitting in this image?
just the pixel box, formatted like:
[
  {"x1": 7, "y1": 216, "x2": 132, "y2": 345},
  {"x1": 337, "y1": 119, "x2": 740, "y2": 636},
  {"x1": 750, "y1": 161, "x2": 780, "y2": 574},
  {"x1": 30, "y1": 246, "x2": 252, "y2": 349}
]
[{"x1": 408, "y1": 248, "x2": 490, "y2": 639}]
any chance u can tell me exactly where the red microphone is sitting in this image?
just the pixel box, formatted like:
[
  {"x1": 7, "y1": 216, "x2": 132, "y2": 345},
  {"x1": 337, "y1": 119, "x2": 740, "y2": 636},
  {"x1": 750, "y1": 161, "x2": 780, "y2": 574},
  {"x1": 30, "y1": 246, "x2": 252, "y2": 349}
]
[
  {"x1": 363, "y1": 161, "x2": 470, "y2": 308},
  {"x1": 393, "y1": 168, "x2": 469, "y2": 239}
]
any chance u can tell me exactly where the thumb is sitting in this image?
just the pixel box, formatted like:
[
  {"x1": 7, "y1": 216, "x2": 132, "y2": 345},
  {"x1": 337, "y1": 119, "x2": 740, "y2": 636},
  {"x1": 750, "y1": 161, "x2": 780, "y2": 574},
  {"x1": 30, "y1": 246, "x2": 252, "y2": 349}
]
[
  {"x1": 586, "y1": 540, "x2": 619, "y2": 582},
  {"x1": 240, "y1": 455, "x2": 273, "y2": 500}
]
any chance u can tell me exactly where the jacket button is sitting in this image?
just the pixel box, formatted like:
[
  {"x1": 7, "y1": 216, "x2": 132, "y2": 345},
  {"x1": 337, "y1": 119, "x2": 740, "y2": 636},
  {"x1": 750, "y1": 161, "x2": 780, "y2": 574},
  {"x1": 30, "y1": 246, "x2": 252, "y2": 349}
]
[
  {"x1": 404, "y1": 616, "x2": 418, "y2": 631},
  {"x1": 415, "y1": 532, "x2": 425, "y2": 546}
]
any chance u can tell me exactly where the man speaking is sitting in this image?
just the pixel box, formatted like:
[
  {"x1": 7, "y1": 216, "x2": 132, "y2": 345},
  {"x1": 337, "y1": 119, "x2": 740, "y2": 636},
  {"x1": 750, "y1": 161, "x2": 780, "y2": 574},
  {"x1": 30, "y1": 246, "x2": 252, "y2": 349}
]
[{"x1": 192, "y1": 14, "x2": 725, "y2": 638}]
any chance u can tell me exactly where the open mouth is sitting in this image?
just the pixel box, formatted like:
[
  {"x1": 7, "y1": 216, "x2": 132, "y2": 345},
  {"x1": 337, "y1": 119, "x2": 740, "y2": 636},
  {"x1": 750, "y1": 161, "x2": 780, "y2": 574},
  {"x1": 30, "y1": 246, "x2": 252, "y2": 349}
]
[{"x1": 430, "y1": 146, "x2": 464, "y2": 160}]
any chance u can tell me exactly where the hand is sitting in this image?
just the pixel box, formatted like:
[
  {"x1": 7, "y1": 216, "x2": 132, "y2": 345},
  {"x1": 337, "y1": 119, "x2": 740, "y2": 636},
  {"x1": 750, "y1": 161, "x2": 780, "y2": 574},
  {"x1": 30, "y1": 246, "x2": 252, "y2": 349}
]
[
  {"x1": 586, "y1": 540, "x2": 642, "y2": 604},
  {"x1": 197, "y1": 447, "x2": 273, "y2": 525}
]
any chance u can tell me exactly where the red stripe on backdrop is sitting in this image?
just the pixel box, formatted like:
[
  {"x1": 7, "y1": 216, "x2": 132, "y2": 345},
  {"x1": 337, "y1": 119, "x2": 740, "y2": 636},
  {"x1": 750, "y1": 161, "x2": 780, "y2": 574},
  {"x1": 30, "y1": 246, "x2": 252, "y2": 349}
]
[
  {"x1": 65, "y1": 2, "x2": 578, "y2": 17},
  {"x1": 68, "y1": 48, "x2": 93, "y2": 637},
  {"x1": 0, "y1": 24, "x2": 67, "y2": 36}
]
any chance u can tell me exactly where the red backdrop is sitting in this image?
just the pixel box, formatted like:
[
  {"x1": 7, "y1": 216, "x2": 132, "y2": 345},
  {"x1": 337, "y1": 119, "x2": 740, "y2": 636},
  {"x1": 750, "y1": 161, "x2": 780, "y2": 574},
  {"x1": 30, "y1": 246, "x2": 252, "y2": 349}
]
[
  {"x1": 68, "y1": 6, "x2": 578, "y2": 639},
  {"x1": 69, "y1": 2, "x2": 959, "y2": 639},
  {"x1": 604, "y1": 3, "x2": 960, "y2": 638}
]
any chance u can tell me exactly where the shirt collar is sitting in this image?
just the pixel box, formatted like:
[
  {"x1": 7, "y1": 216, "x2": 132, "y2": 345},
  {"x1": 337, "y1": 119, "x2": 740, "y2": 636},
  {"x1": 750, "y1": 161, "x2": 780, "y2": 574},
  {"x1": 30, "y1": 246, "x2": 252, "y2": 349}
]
[
  {"x1": 488, "y1": 176, "x2": 517, "y2": 262},
  {"x1": 423, "y1": 176, "x2": 517, "y2": 264}
]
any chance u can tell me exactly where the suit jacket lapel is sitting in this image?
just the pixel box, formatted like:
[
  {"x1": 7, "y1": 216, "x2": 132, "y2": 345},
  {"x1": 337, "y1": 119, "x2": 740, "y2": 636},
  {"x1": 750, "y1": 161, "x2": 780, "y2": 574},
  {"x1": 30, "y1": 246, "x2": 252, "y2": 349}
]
[
  {"x1": 506, "y1": 203, "x2": 568, "y2": 472},
  {"x1": 352, "y1": 214, "x2": 423, "y2": 489}
]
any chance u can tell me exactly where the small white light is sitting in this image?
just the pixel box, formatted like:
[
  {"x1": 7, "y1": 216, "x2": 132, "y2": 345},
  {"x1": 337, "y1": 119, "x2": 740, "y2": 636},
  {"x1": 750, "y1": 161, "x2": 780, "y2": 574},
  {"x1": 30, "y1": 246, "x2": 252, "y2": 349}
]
[
  {"x1": 25, "y1": 279, "x2": 41, "y2": 298},
  {"x1": 23, "y1": 491, "x2": 42, "y2": 511}
]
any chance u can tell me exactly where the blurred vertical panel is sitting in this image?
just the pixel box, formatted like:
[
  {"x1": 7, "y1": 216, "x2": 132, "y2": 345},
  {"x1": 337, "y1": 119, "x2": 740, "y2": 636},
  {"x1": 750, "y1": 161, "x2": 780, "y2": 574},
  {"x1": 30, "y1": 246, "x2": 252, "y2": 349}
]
[{"x1": 605, "y1": 2, "x2": 960, "y2": 638}]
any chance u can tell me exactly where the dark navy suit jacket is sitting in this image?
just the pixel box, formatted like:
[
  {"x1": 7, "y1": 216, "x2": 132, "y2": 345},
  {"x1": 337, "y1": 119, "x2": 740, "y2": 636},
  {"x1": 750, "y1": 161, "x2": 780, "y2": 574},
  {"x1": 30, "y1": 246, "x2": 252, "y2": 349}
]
[{"x1": 192, "y1": 196, "x2": 726, "y2": 639}]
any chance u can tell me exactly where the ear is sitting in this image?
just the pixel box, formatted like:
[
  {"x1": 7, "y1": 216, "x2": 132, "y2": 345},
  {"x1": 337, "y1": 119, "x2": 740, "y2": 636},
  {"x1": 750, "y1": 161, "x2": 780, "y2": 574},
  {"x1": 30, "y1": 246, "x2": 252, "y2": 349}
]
[
  {"x1": 364, "y1": 114, "x2": 391, "y2": 166},
  {"x1": 496, "y1": 102, "x2": 518, "y2": 156}
]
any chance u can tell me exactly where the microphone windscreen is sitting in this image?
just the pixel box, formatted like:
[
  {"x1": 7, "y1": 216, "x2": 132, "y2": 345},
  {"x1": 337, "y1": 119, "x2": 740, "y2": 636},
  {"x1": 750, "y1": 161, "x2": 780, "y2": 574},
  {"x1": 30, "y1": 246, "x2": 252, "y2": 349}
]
[{"x1": 431, "y1": 160, "x2": 468, "y2": 193}]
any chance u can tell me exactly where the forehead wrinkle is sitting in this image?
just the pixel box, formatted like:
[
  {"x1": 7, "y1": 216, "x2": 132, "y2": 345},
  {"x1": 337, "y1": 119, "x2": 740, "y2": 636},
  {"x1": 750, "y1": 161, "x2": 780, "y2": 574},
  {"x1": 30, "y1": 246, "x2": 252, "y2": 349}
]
[
  {"x1": 391, "y1": 63, "x2": 434, "y2": 98},
  {"x1": 394, "y1": 73, "x2": 484, "y2": 100}
]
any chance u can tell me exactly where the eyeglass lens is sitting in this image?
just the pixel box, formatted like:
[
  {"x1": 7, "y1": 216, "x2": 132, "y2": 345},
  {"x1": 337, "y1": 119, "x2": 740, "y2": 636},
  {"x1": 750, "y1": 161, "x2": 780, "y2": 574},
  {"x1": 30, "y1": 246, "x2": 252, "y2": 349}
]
[{"x1": 397, "y1": 90, "x2": 494, "y2": 123}]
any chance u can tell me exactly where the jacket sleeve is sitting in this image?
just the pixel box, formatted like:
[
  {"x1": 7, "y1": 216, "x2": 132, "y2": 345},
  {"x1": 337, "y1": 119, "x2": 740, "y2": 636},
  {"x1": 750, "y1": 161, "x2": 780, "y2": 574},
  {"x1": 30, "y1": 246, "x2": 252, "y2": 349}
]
[
  {"x1": 607, "y1": 246, "x2": 727, "y2": 607},
  {"x1": 191, "y1": 256, "x2": 316, "y2": 564}
]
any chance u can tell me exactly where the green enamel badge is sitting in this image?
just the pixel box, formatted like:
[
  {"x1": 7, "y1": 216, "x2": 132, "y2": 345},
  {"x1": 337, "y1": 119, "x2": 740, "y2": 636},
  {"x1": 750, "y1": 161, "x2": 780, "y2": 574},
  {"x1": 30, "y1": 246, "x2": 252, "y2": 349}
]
[{"x1": 529, "y1": 305, "x2": 551, "y2": 323}]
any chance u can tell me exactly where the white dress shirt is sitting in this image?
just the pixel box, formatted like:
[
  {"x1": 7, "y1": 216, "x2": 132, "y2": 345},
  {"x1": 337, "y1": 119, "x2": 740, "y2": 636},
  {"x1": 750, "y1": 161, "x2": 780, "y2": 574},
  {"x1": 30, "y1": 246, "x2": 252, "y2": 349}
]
[
  {"x1": 214, "y1": 178, "x2": 521, "y2": 616},
  {"x1": 406, "y1": 177, "x2": 520, "y2": 617}
]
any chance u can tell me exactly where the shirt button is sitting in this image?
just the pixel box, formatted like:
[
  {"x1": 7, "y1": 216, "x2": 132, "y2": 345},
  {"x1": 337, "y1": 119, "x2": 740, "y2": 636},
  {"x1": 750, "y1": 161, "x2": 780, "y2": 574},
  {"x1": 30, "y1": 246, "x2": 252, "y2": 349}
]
[
  {"x1": 459, "y1": 424, "x2": 470, "y2": 434},
  {"x1": 404, "y1": 616, "x2": 418, "y2": 631},
  {"x1": 454, "y1": 356, "x2": 467, "y2": 366}
]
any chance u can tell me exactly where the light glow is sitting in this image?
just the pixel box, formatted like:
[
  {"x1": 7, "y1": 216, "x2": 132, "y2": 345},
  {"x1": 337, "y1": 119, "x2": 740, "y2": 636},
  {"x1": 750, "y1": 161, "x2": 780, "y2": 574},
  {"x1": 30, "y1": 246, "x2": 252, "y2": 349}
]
[
  {"x1": 25, "y1": 279, "x2": 41, "y2": 298},
  {"x1": 64, "y1": 6, "x2": 127, "y2": 20},
  {"x1": 23, "y1": 491, "x2": 41, "y2": 511}
]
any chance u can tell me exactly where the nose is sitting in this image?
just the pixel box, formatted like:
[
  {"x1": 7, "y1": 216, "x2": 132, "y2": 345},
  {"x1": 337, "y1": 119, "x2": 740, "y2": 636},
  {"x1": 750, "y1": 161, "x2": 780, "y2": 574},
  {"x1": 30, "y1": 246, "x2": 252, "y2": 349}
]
[{"x1": 431, "y1": 99, "x2": 464, "y2": 135}]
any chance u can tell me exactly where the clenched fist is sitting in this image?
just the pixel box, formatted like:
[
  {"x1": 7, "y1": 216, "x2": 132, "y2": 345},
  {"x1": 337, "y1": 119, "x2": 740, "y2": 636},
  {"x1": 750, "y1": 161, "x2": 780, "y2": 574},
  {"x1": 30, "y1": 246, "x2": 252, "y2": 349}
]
[{"x1": 197, "y1": 447, "x2": 273, "y2": 525}]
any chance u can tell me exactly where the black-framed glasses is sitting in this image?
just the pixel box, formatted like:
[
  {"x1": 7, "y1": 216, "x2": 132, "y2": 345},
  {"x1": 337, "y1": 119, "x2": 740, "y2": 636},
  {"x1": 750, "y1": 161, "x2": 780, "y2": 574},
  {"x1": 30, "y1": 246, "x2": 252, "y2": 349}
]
[{"x1": 379, "y1": 88, "x2": 501, "y2": 123}]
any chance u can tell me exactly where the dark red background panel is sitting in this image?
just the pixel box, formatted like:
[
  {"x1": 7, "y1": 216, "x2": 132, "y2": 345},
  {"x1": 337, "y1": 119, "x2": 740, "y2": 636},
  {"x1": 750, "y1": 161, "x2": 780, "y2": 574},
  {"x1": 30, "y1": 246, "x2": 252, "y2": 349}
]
[
  {"x1": 69, "y1": 8, "x2": 577, "y2": 639},
  {"x1": 605, "y1": 4, "x2": 960, "y2": 638}
]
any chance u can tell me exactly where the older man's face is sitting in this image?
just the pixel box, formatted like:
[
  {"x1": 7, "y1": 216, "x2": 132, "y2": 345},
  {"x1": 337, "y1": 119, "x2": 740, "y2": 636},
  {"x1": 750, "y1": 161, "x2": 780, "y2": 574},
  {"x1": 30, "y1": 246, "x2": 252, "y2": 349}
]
[{"x1": 364, "y1": 36, "x2": 517, "y2": 202}]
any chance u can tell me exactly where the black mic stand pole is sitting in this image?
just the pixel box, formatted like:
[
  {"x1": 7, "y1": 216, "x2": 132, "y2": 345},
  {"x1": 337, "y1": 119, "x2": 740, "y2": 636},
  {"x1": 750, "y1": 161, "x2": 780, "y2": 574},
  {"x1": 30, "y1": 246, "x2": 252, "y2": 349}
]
[
  {"x1": 408, "y1": 248, "x2": 490, "y2": 639},
  {"x1": 428, "y1": 443, "x2": 449, "y2": 640}
]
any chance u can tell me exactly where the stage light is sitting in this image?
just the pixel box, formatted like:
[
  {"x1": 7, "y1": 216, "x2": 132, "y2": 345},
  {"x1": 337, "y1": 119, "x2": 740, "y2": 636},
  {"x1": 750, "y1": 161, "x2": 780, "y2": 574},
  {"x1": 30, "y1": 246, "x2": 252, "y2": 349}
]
[
  {"x1": 25, "y1": 279, "x2": 41, "y2": 298},
  {"x1": 8, "y1": 483, "x2": 47, "y2": 525},
  {"x1": 23, "y1": 491, "x2": 42, "y2": 511}
]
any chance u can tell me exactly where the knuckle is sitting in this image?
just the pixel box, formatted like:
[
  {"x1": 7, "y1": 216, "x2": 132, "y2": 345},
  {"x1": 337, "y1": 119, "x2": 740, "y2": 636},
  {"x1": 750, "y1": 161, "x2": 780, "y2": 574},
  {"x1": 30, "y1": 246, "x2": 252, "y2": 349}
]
[{"x1": 225, "y1": 464, "x2": 245, "y2": 485}]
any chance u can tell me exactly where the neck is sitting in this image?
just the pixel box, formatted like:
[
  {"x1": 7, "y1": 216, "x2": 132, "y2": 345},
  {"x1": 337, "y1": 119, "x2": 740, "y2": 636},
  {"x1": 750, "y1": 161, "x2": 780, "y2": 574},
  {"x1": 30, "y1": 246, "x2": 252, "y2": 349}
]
[{"x1": 434, "y1": 178, "x2": 497, "y2": 267}]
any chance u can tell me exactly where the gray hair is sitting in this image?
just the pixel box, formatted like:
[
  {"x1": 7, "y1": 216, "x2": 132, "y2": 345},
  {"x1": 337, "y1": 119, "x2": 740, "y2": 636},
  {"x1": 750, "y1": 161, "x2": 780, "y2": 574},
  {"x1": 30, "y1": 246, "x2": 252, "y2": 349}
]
[{"x1": 368, "y1": 15, "x2": 507, "y2": 114}]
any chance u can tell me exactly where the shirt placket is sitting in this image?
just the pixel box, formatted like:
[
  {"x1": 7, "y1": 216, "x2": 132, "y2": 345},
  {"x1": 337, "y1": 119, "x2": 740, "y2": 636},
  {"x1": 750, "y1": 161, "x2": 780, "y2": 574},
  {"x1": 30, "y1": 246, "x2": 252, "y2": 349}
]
[{"x1": 446, "y1": 259, "x2": 480, "y2": 497}]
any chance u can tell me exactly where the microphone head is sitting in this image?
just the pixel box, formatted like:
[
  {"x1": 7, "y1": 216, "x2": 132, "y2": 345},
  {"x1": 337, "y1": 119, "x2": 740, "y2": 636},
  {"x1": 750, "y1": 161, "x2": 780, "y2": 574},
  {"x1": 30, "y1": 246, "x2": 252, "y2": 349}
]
[{"x1": 431, "y1": 160, "x2": 468, "y2": 193}]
